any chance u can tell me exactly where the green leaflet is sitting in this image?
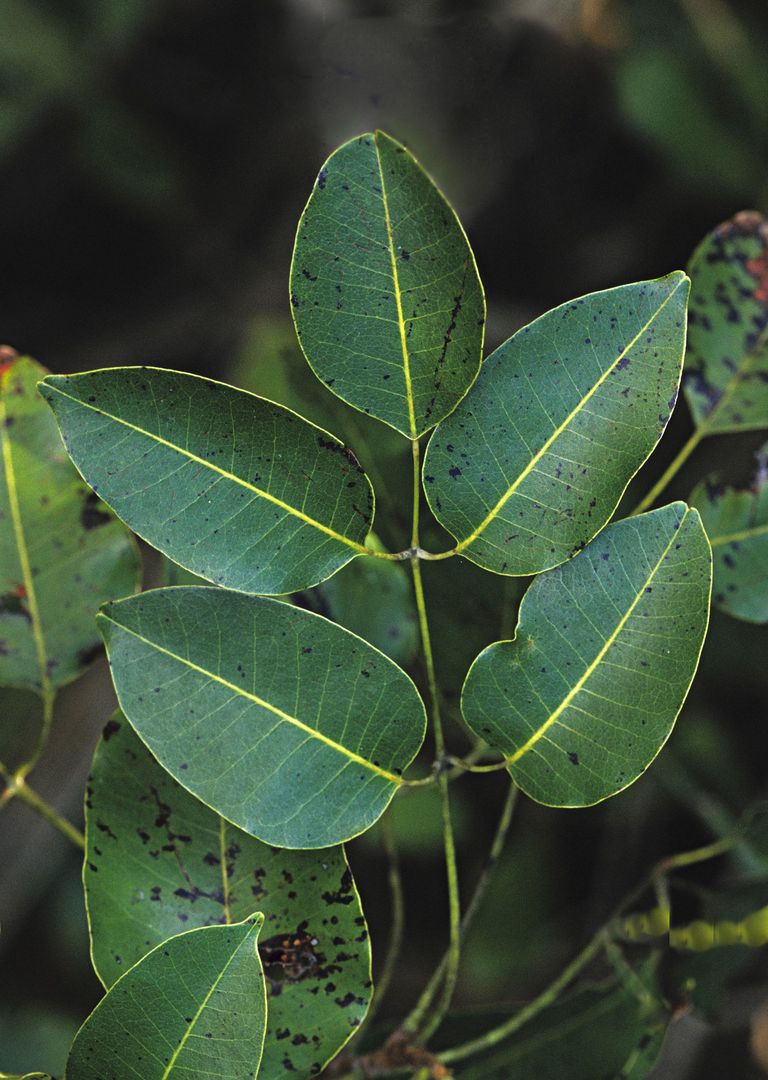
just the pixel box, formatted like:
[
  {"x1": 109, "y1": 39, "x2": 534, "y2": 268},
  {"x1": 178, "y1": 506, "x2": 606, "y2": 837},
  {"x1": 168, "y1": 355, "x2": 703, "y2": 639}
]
[
  {"x1": 39, "y1": 367, "x2": 377, "y2": 596},
  {"x1": 85, "y1": 717, "x2": 371, "y2": 1078},
  {"x1": 66, "y1": 915, "x2": 267, "y2": 1080},
  {"x1": 685, "y1": 211, "x2": 768, "y2": 434},
  {"x1": 97, "y1": 587, "x2": 426, "y2": 848},
  {"x1": 297, "y1": 534, "x2": 419, "y2": 664},
  {"x1": 690, "y1": 448, "x2": 768, "y2": 623},
  {"x1": 290, "y1": 131, "x2": 485, "y2": 438},
  {"x1": 0, "y1": 357, "x2": 139, "y2": 694},
  {"x1": 424, "y1": 274, "x2": 689, "y2": 576},
  {"x1": 452, "y1": 983, "x2": 666, "y2": 1080},
  {"x1": 461, "y1": 504, "x2": 712, "y2": 807}
]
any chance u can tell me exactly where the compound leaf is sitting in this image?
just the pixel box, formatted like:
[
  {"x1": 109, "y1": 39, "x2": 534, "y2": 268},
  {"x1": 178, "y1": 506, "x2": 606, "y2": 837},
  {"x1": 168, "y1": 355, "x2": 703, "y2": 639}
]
[
  {"x1": 290, "y1": 131, "x2": 485, "y2": 438},
  {"x1": 66, "y1": 914, "x2": 266, "y2": 1080},
  {"x1": 97, "y1": 587, "x2": 426, "y2": 848},
  {"x1": 685, "y1": 211, "x2": 768, "y2": 434},
  {"x1": 424, "y1": 274, "x2": 689, "y2": 576},
  {"x1": 85, "y1": 716, "x2": 370, "y2": 1077},
  {"x1": 461, "y1": 504, "x2": 711, "y2": 807},
  {"x1": 39, "y1": 367, "x2": 376, "y2": 596},
  {"x1": 0, "y1": 356, "x2": 139, "y2": 694},
  {"x1": 690, "y1": 446, "x2": 768, "y2": 623}
]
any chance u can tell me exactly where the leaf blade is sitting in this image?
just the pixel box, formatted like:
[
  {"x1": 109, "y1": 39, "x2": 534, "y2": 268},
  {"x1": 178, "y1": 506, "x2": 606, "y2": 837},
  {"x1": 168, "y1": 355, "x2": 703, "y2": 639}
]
[
  {"x1": 39, "y1": 367, "x2": 376, "y2": 596},
  {"x1": 0, "y1": 357, "x2": 140, "y2": 694},
  {"x1": 98, "y1": 587, "x2": 426, "y2": 847},
  {"x1": 85, "y1": 716, "x2": 371, "y2": 1077},
  {"x1": 424, "y1": 274, "x2": 689, "y2": 576},
  {"x1": 461, "y1": 504, "x2": 712, "y2": 807},
  {"x1": 66, "y1": 915, "x2": 267, "y2": 1080},
  {"x1": 290, "y1": 131, "x2": 485, "y2": 437},
  {"x1": 685, "y1": 211, "x2": 768, "y2": 435},
  {"x1": 690, "y1": 447, "x2": 768, "y2": 623}
]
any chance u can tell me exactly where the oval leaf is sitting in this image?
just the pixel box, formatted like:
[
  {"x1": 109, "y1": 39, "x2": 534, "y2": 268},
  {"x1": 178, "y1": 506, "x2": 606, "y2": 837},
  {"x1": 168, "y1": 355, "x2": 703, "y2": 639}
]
[
  {"x1": 290, "y1": 131, "x2": 485, "y2": 438},
  {"x1": 97, "y1": 587, "x2": 426, "y2": 847},
  {"x1": 86, "y1": 716, "x2": 371, "y2": 1077},
  {"x1": 39, "y1": 367, "x2": 376, "y2": 596},
  {"x1": 424, "y1": 273, "x2": 689, "y2": 576},
  {"x1": 690, "y1": 447, "x2": 768, "y2": 623},
  {"x1": 0, "y1": 356, "x2": 139, "y2": 694},
  {"x1": 685, "y1": 211, "x2": 768, "y2": 435},
  {"x1": 461, "y1": 504, "x2": 711, "y2": 807},
  {"x1": 66, "y1": 915, "x2": 266, "y2": 1080}
]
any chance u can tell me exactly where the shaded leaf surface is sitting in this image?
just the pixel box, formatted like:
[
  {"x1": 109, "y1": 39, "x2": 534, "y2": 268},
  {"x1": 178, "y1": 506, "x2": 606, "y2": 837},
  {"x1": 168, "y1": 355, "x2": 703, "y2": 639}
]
[
  {"x1": 424, "y1": 274, "x2": 689, "y2": 576},
  {"x1": 296, "y1": 535, "x2": 418, "y2": 664},
  {"x1": 85, "y1": 717, "x2": 371, "y2": 1078},
  {"x1": 461, "y1": 504, "x2": 711, "y2": 807},
  {"x1": 291, "y1": 131, "x2": 485, "y2": 438},
  {"x1": 98, "y1": 587, "x2": 426, "y2": 847},
  {"x1": 0, "y1": 357, "x2": 139, "y2": 693},
  {"x1": 66, "y1": 915, "x2": 266, "y2": 1080},
  {"x1": 40, "y1": 367, "x2": 375, "y2": 596},
  {"x1": 690, "y1": 448, "x2": 768, "y2": 623},
  {"x1": 685, "y1": 211, "x2": 768, "y2": 434},
  {"x1": 449, "y1": 983, "x2": 665, "y2": 1080}
]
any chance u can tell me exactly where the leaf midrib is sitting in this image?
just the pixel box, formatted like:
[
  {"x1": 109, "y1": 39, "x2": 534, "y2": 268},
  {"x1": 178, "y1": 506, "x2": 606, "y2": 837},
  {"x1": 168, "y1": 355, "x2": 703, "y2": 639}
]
[
  {"x1": 99, "y1": 612, "x2": 402, "y2": 786},
  {"x1": 42, "y1": 381, "x2": 370, "y2": 556},
  {"x1": 160, "y1": 921, "x2": 259, "y2": 1080},
  {"x1": 455, "y1": 277, "x2": 687, "y2": 552},
  {"x1": 374, "y1": 132, "x2": 419, "y2": 441},
  {"x1": 709, "y1": 520, "x2": 768, "y2": 547},
  {"x1": 507, "y1": 509, "x2": 691, "y2": 764}
]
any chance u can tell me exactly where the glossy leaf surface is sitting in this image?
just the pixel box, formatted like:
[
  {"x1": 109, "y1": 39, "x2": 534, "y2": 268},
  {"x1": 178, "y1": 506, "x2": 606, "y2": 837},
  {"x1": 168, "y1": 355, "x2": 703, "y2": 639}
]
[
  {"x1": 40, "y1": 367, "x2": 375, "y2": 596},
  {"x1": 424, "y1": 274, "x2": 689, "y2": 575},
  {"x1": 462, "y1": 504, "x2": 711, "y2": 807},
  {"x1": 290, "y1": 131, "x2": 485, "y2": 438},
  {"x1": 0, "y1": 357, "x2": 139, "y2": 693},
  {"x1": 67, "y1": 915, "x2": 266, "y2": 1080},
  {"x1": 85, "y1": 717, "x2": 371, "y2": 1077},
  {"x1": 98, "y1": 587, "x2": 426, "y2": 847},
  {"x1": 685, "y1": 211, "x2": 768, "y2": 434},
  {"x1": 691, "y1": 450, "x2": 768, "y2": 623}
]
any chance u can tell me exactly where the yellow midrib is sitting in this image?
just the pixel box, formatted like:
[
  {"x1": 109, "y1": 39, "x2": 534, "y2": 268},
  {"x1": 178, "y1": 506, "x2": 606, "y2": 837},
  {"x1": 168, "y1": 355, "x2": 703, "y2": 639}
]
[
  {"x1": 456, "y1": 278, "x2": 687, "y2": 553},
  {"x1": 375, "y1": 133, "x2": 419, "y2": 441},
  {"x1": 710, "y1": 520, "x2": 768, "y2": 547},
  {"x1": 508, "y1": 509, "x2": 691, "y2": 764},
  {"x1": 99, "y1": 613, "x2": 402, "y2": 786},
  {"x1": 42, "y1": 382, "x2": 370, "y2": 555},
  {"x1": 160, "y1": 921, "x2": 260, "y2": 1080},
  {"x1": 0, "y1": 392, "x2": 51, "y2": 700}
]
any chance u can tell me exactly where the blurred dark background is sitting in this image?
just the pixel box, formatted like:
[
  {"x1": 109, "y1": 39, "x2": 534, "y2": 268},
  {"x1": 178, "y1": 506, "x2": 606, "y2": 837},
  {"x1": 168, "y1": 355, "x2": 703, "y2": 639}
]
[{"x1": 2, "y1": 0, "x2": 768, "y2": 1075}]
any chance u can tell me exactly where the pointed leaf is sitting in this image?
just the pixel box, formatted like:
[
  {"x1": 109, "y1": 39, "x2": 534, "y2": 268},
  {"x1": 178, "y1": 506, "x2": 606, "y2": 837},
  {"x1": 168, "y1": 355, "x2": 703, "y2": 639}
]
[
  {"x1": 66, "y1": 915, "x2": 267, "y2": 1080},
  {"x1": 461, "y1": 504, "x2": 711, "y2": 807},
  {"x1": 685, "y1": 211, "x2": 768, "y2": 434},
  {"x1": 424, "y1": 274, "x2": 689, "y2": 576},
  {"x1": 39, "y1": 367, "x2": 376, "y2": 596},
  {"x1": 85, "y1": 717, "x2": 371, "y2": 1077},
  {"x1": 290, "y1": 131, "x2": 485, "y2": 437},
  {"x1": 97, "y1": 587, "x2": 426, "y2": 847},
  {"x1": 0, "y1": 356, "x2": 139, "y2": 694},
  {"x1": 690, "y1": 447, "x2": 768, "y2": 623}
]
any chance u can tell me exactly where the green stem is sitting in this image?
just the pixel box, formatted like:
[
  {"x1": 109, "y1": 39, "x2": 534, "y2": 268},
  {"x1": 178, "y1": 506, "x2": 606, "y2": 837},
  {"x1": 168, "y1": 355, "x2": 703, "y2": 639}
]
[
  {"x1": 15, "y1": 686, "x2": 55, "y2": 781},
  {"x1": 632, "y1": 427, "x2": 703, "y2": 515},
  {"x1": 406, "y1": 781, "x2": 519, "y2": 1040},
  {"x1": 403, "y1": 436, "x2": 462, "y2": 1044},
  {"x1": 438, "y1": 831, "x2": 735, "y2": 1066},
  {"x1": 363, "y1": 812, "x2": 405, "y2": 1032},
  {"x1": 5, "y1": 773, "x2": 85, "y2": 849}
]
